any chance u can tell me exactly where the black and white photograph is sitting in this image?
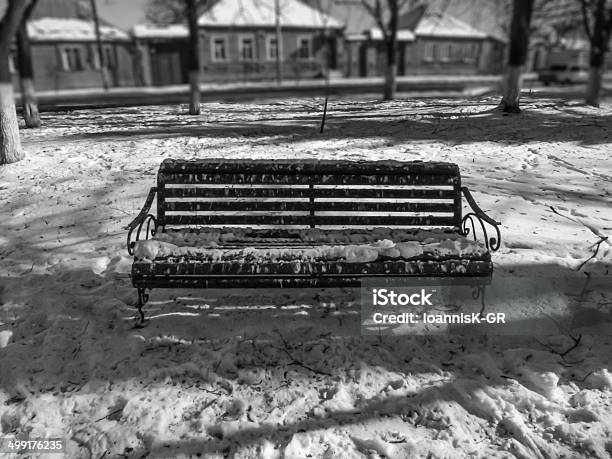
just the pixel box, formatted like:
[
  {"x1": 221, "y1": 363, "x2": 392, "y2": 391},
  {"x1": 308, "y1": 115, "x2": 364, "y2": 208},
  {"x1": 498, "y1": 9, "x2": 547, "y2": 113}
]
[{"x1": 0, "y1": 0, "x2": 611, "y2": 458}]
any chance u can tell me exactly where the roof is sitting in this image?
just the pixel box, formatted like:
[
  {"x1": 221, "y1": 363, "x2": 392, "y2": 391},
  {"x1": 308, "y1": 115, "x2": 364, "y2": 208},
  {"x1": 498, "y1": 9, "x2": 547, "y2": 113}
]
[
  {"x1": 367, "y1": 28, "x2": 415, "y2": 42},
  {"x1": 414, "y1": 10, "x2": 487, "y2": 39},
  {"x1": 133, "y1": 24, "x2": 188, "y2": 39},
  {"x1": 27, "y1": 17, "x2": 130, "y2": 42},
  {"x1": 304, "y1": 0, "x2": 377, "y2": 35},
  {"x1": 198, "y1": 0, "x2": 343, "y2": 29}
]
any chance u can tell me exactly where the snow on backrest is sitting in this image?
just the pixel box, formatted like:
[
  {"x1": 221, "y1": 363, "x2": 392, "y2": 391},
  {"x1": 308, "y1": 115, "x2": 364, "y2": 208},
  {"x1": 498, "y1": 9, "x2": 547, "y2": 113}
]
[{"x1": 156, "y1": 159, "x2": 461, "y2": 230}]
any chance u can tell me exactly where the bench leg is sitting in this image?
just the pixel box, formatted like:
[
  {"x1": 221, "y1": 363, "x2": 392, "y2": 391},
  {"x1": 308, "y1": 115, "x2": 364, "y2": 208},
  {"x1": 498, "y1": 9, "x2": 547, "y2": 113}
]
[{"x1": 137, "y1": 288, "x2": 149, "y2": 324}]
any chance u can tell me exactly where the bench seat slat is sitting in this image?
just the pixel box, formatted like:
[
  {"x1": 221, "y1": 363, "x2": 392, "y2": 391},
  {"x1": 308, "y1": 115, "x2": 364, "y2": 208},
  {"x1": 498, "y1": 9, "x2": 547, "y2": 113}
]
[
  {"x1": 133, "y1": 259, "x2": 492, "y2": 277},
  {"x1": 133, "y1": 275, "x2": 491, "y2": 289},
  {"x1": 159, "y1": 159, "x2": 460, "y2": 176},
  {"x1": 313, "y1": 202, "x2": 455, "y2": 213},
  {"x1": 165, "y1": 201, "x2": 454, "y2": 213},
  {"x1": 163, "y1": 215, "x2": 457, "y2": 226},
  {"x1": 164, "y1": 187, "x2": 456, "y2": 200},
  {"x1": 166, "y1": 201, "x2": 311, "y2": 212},
  {"x1": 161, "y1": 173, "x2": 456, "y2": 186}
]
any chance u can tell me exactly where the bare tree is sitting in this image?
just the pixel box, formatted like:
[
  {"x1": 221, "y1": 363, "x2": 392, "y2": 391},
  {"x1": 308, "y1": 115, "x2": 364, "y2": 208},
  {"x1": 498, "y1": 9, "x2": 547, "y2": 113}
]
[
  {"x1": 362, "y1": 0, "x2": 412, "y2": 100},
  {"x1": 581, "y1": 0, "x2": 612, "y2": 106},
  {"x1": 16, "y1": 0, "x2": 40, "y2": 129},
  {"x1": 146, "y1": 0, "x2": 204, "y2": 115},
  {"x1": 1, "y1": 0, "x2": 34, "y2": 165},
  {"x1": 500, "y1": 0, "x2": 534, "y2": 113}
]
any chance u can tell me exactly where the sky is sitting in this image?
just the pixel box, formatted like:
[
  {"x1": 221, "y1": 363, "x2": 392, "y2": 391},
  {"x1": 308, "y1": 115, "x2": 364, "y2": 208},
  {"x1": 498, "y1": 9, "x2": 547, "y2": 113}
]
[{"x1": 96, "y1": 0, "x2": 148, "y2": 29}]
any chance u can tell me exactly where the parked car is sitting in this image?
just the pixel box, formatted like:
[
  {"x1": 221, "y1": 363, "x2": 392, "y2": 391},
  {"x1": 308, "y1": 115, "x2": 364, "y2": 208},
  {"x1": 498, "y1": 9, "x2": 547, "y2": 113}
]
[{"x1": 539, "y1": 65, "x2": 589, "y2": 85}]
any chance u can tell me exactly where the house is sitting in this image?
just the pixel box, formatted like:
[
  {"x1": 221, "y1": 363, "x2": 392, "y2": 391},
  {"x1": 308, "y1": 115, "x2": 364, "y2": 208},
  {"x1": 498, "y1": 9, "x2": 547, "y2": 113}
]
[
  {"x1": 133, "y1": 0, "x2": 344, "y2": 86},
  {"x1": 409, "y1": 9, "x2": 490, "y2": 75},
  {"x1": 19, "y1": 17, "x2": 136, "y2": 91},
  {"x1": 8, "y1": 0, "x2": 138, "y2": 92},
  {"x1": 324, "y1": 2, "x2": 504, "y2": 77}
]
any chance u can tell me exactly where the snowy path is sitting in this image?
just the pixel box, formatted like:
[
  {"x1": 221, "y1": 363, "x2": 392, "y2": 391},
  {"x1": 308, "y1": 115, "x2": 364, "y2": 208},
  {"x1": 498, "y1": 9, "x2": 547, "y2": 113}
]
[{"x1": 0, "y1": 97, "x2": 611, "y2": 458}]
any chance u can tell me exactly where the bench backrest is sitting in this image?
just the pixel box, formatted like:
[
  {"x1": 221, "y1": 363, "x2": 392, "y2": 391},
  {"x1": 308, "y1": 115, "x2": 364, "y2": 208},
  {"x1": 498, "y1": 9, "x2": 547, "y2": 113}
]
[{"x1": 156, "y1": 159, "x2": 462, "y2": 229}]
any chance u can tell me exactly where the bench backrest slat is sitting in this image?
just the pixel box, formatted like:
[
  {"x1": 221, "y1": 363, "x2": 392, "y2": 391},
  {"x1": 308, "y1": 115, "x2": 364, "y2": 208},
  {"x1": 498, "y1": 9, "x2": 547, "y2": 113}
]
[{"x1": 157, "y1": 159, "x2": 462, "y2": 229}]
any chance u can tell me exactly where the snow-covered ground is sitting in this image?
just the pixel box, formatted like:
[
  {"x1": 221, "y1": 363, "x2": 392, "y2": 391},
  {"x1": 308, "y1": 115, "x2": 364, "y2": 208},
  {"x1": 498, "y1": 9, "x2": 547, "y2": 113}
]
[{"x1": 0, "y1": 96, "x2": 611, "y2": 458}]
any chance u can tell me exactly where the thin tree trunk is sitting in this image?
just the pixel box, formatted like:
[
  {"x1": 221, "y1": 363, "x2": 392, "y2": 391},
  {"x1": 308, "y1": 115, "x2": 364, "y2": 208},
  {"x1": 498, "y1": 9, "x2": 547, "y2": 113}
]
[
  {"x1": 383, "y1": 0, "x2": 398, "y2": 101},
  {"x1": 275, "y1": 0, "x2": 283, "y2": 84},
  {"x1": 90, "y1": 0, "x2": 109, "y2": 90},
  {"x1": 17, "y1": 19, "x2": 40, "y2": 128},
  {"x1": 186, "y1": 0, "x2": 201, "y2": 115},
  {"x1": 585, "y1": 0, "x2": 608, "y2": 107},
  {"x1": 500, "y1": 0, "x2": 534, "y2": 113},
  {"x1": 0, "y1": 50, "x2": 23, "y2": 164}
]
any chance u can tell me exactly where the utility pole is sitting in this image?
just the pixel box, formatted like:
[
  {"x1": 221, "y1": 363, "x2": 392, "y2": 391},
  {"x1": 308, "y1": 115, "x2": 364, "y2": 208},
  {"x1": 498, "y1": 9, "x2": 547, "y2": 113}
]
[
  {"x1": 275, "y1": 0, "x2": 282, "y2": 84},
  {"x1": 90, "y1": 0, "x2": 109, "y2": 90}
]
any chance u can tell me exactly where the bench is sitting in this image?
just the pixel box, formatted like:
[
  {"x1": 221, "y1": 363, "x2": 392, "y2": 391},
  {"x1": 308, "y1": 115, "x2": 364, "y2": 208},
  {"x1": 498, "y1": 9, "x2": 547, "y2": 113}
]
[{"x1": 126, "y1": 159, "x2": 501, "y2": 323}]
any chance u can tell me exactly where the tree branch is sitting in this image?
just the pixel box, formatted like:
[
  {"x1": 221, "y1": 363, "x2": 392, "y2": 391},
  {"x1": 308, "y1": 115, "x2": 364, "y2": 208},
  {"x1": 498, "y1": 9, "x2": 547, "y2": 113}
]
[
  {"x1": 362, "y1": 0, "x2": 389, "y2": 41},
  {"x1": 0, "y1": 0, "x2": 31, "y2": 46},
  {"x1": 581, "y1": 0, "x2": 593, "y2": 41}
]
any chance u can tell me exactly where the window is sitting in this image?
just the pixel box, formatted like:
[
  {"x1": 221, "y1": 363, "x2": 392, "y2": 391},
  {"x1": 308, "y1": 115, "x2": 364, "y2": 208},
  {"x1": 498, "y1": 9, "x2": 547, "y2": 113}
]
[
  {"x1": 266, "y1": 35, "x2": 279, "y2": 61},
  {"x1": 91, "y1": 45, "x2": 114, "y2": 70},
  {"x1": 104, "y1": 46, "x2": 114, "y2": 67},
  {"x1": 8, "y1": 52, "x2": 17, "y2": 74},
  {"x1": 439, "y1": 43, "x2": 451, "y2": 62},
  {"x1": 60, "y1": 46, "x2": 85, "y2": 71},
  {"x1": 211, "y1": 36, "x2": 228, "y2": 62},
  {"x1": 423, "y1": 42, "x2": 435, "y2": 62},
  {"x1": 463, "y1": 42, "x2": 479, "y2": 62},
  {"x1": 297, "y1": 36, "x2": 312, "y2": 60},
  {"x1": 239, "y1": 35, "x2": 255, "y2": 61}
]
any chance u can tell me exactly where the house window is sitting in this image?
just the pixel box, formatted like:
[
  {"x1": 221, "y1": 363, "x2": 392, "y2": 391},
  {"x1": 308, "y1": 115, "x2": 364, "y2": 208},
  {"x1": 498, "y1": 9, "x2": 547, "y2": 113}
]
[
  {"x1": 239, "y1": 35, "x2": 255, "y2": 61},
  {"x1": 469, "y1": 43, "x2": 480, "y2": 62},
  {"x1": 461, "y1": 42, "x2": 479, "y2": 62},
  {"x1": 104, "y1": 46, "x2": 115, "y2": 67},
  {"x1": 60, "y1": 46, "x2": 85, "y2": 71},
  {"x1": 423, "y1": 42, "x2": 435, "y2": 62},
  {"x1": 297, "y1": 36, "x2": 312, "y2": 60},
  {"x1": 266, "y1": 35, "x2": 279, "y2": 61},
  {"x1": 439, "y1": 43, "x2": 451, "y2": 62},
  {"x1": 91, "y1": 45, "x2": 115, "y2": 69},
  {"x1": 211, "y1": 36, "x2": 228, "y2": 62}
]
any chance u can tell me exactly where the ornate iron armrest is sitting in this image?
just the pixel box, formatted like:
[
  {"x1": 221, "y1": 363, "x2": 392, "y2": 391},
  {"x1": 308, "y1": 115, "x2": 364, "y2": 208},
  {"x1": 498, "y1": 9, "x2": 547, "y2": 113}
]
[
  {"x1": 460, "y1": 186, "x2": 501, "y2": 251},
  {"x1": 126, "y1": 187, "x2": 158, "y2": 255}
]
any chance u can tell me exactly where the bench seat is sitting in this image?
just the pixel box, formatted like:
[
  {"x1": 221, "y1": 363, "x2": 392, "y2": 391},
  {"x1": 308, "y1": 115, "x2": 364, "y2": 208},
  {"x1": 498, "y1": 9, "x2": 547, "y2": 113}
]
[
  {"x1": 126, "y1": 159, "x2": 501, "y2": 322},
  {"x1": 132, "y1": 229, "x2": 492, "y2": 289}
]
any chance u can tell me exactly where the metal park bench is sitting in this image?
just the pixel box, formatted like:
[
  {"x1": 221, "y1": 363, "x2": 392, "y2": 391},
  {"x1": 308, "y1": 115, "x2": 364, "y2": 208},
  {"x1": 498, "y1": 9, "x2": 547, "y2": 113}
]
[{"x1": 126, "y1": 159, "x2": 501, "y2": 323}]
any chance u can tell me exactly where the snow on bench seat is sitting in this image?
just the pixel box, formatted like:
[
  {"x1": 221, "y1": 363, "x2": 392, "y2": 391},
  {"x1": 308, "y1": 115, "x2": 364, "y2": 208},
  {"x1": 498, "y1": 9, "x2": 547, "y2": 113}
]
[{"x1": 132, "y1": 228, "x2": 489, "y2": 263}]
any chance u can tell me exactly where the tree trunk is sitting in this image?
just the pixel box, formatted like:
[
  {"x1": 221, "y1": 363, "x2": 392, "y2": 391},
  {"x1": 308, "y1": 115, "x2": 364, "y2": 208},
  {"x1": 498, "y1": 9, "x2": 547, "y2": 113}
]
[
  {"x1": 0, "y1": 0, "x2": 31, "y2": 165},
  {"x1": 383, "y1": 61, "x2": 396, "y2": 100},
  {"x1": 186, "y1": 0, "x2": 201, "y2": 115},
  {"x1": 500, "y1": 0, "x2": 534, "y2": 113},
  {"x1": 17, "y1": 20, "x2": 40, "y2": 128},
  {"x1": 501, "y1": 66, "x2": 523, "y2": 113},
  {"x1": 586, "y1": 66, "x2": 603, "y2": 107},
  {"x1": 0, "y1": 50, "x2": 23, "y2": 165},
  {"x1": 585, "y1": 0, "x2": 608, "y2": 107}
]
